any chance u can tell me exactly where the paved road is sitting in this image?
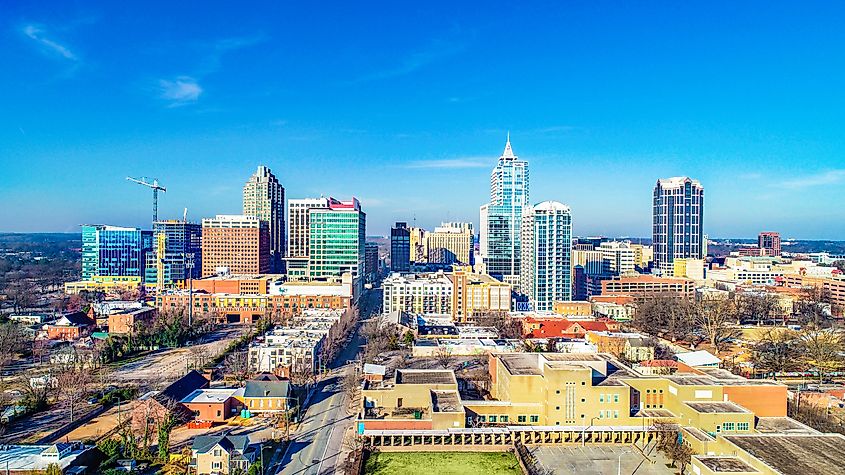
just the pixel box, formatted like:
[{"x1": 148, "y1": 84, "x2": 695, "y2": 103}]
[{"x1": 277, "y1": 288, "x2": 380, "y2": 475}]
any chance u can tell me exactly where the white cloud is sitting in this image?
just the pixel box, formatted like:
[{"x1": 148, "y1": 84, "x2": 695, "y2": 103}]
[
  {"x1": 404, "y1": 158, "x2": 489, "y2": 169},
  {"x1": 355, "y1": 37, "x2": 466, "y2": 83},
  {"x1": 779, "y1": 170, "x2": 845, "y2": 190},
  {"x1": 159, "y1": 76, "x2": 203, "y2": 106},
  {"x1": 22, "y1": 24, "x2": 77, "y2": 61}
]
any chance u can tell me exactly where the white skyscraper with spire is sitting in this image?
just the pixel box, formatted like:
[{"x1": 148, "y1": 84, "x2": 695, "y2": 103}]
[{"x1": 479, "y1": 134, "x2": 530, "y2": 288}]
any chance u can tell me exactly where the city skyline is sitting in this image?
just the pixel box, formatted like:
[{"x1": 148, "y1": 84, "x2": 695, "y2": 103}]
[{"x1": 3, "y1": 2, "x2": 845, "y2": 238}]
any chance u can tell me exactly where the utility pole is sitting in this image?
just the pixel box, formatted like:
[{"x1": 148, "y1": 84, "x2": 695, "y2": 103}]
[{"x1": 184, "y1": 252, "x2": 196, "y2": 327}]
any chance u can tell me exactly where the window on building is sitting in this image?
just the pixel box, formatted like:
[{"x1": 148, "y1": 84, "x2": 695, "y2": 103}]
[
  {"x1": 530, "y1": 415, "x2": 539, "y2": 423},
  {"x1": 613, "y1": 395, "x2": 619, "y2": 403},
  {"x1": 518, "y1": 415, "x2": 526, "y2": 423},
  {"x1": 737, "y1": 422, "x2": 749, "y2": 431},
  {"x1": 614, "y1": 410, "x2": 619, "y2": 418},
  {"x1": 599, "y1": 394, "x2": 604, "y2": 403},
  {"x1": 500, "y1": 415, "x2": 509, "y2": 423},
  {"x1": 723, "y1": 422, "x2": 735, "y2": 431},
  {"x1": 489, "y1": 415, "x2": 497, "y2": 423},
  {"x1": 478, "y1": 415, "x2": 486, "y2": 422}
]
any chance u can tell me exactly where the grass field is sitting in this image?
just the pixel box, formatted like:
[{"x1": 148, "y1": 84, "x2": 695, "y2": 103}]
[{"x1": 363, "y1": 451, "x2": 522, "y2": 475}]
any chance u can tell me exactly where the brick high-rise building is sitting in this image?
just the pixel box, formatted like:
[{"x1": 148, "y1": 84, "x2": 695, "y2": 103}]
[
  {"x1": 758, "y1": 231, "x2": 781, "y2": 257},
  {"x1": 201, "y1": 215, "x2": 270, "y2": 277},
  {"x1": 243, "y1": 166, "x2": 285, "y2": 271}
]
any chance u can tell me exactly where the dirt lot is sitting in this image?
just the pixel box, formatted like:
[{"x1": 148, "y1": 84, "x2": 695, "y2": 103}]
[{"x1": 110, "y1": 326, "x2": 246, "y2": 390}]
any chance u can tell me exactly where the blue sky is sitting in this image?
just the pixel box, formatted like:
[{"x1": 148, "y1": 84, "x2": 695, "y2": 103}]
[{"x1": 2, "y1": 2, "x2": 844, "y2": 239}]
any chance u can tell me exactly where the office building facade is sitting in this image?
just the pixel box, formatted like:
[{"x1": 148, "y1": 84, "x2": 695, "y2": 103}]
[
  {"x1": 653, "y1": 177, "x2": 704, "y2": 276},
  {"x1": 758, "y1": 231, "x2": 781, "y2": 257},
  {"x1": 307, "y1": 198, "x2": 366, "y2": 279},
  {"x1": 480, "y1": 135, "x2": 529, "y2": 286},
  {"x1": 243, "y1": 166, "x2": 285, "y2": 271},
  {"x1": 520, "y1": 201, "x2": 572, "y2": 311},
  {"x1": 426, "y1": 222, "x2": 473, "y2": 265},
  {"x1": 145, "y1": 220, "x2": 202, "y2": 287},
  {"x1": 81, "y1": 225, "x2": 152, "y2": 280},
  {"x1": 201, "y1": 215, "x2": 270, "y2": 277},
  {"x1": 287, "y1": 197, "x2": 333, "y2": 259},
  {"x1": 365, "y1": 242, "x2": 380, "y2": 283},
  {"x1": 390, "y1": 222, "x2": 411, "y2": 272}
]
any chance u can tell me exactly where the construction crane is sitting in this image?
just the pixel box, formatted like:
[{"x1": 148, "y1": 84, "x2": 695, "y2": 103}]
[{"x1": 126, "y1": 176, "x2": 166, "y2": 225}]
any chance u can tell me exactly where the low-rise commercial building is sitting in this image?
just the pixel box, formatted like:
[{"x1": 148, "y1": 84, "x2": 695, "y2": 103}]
[{"x1": 107, "y1": 306, "x2": 155, "y2": 334}]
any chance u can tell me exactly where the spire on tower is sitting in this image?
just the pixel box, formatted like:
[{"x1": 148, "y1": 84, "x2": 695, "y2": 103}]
[{"x1": 502, "y1": 132, "x2": 516, "y2": 159}]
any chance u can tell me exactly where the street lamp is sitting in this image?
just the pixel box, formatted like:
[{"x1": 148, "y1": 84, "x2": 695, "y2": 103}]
[{"x1": 582, "y1": 416, "x2": 600, "y2": 446}]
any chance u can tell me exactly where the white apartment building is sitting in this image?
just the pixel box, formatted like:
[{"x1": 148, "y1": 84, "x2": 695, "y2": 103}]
[
  {"x1": 382, "y1": 272, "x2": 453, "y2": 315},
  {"x1": 520, "y1": 201, "x2": 572, "y2": 312}
]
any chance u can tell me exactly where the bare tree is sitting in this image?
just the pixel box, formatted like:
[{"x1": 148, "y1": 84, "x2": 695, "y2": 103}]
[
  {"x1": 735, "y1": 292, "x2": 782, "y2": 325},
  {"x1": 224, "y1": 351, "x2": 253, "y2": 384},
  {"x1": 801, "y1": 329, "x2": 845, "y2": 383},
  {"x1": 750, "y1": 329, "x2": 803, "y2": 378},
  {"x1": 694, "y1": 298, "x2": 741, "y2": 353},
  {"x1": 475, "y1": 312, "x2": 521, "y2": 339},
  {"x1": 7, "y1": 280, "x2": 36, "y2": 314},
  {"x1": 634, "y1": 294, "x2": 696, "y2": 342},
  {"x1": 796, "y1": 286, "x2": 833, "y2": 328},
  {"x1": 434, "y1": 345, "x2": 455, "y2": 369},
  {"x1": 0, "y1": 323, "x2": 27, "y2": 369},
  {"x1": 55, "y1": 358, "x2": 94, "y2": 422}
]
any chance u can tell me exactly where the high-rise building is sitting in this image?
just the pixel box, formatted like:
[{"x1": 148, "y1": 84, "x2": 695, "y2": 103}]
[
  {"x1": 307, "y1": 198, "x2": 366, "y2": 280},
  {"x1": 426, "y1": 222, "x2": 473, "y2": 265},
  {"x1": 480, "y1": 134, "x2": 529, "y2": 287},
  {"x1": 365, "y1": 242, "x2": 380, "y2": 283},
  {"x1": 758, "y1": 232, "x2": 781, "y2": 257},
  {"x1": 598, "y1": 241, "x2": 636, "y2": 276},
  {"x1": 390, "y1": 222, "x2": 411, "y2": 272},
  {"x1": 145, "y1": 220, "x2": 202, "y2": 287},
  {"x1": 520, "y1": 201, "x2": 572, "y2": 311},
  {"x1": 287, "y1": 197, "x2": 333, "y2": 259},
  {"x1": 81, "y1": 225, "x2": 153, "y2": 280},
  {"x1": 243, "y1": 166, "x2": 285, "y2": 271},
  {"x1": 201, "y1": 215, "x2": 270, "y2": 277},
  {"x1": 653, "y1": 177, "x2": 704, "y2": 276}
]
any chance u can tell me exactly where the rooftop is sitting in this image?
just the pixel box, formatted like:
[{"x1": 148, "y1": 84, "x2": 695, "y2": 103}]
[
  {"x1": 683, "y1": 426, "x2": 716, "y2": 442},
  {"x1": 395, "y1": 369, "x2": 457, "y2": 385},
  {"x1": 694, "y1": 456, "x2": 759, "y2": 473},
  {"x1": 431, "y1": 390, "x2": 462, "y2": 413},
  {"x1": 180, "y1": 388, "x2": 238, "y2": 404},
  {"x1": 724, "y1": 434, "x2": 845, "y2": 475},
  {"x1": 498, "y1": 354, "x2": 542, "y2": 375},
  {"x1": 685, "y1": 401, "x2": 750, "y2": 414},
  {"x1": 754, "y1": 417, "x2": 818, "y2": 435}
]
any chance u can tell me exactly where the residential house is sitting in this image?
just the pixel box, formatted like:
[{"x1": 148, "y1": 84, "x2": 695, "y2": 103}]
[
  {"x1": 520, "y1": 317, "x2": 618, "y2": 339},
  {"x1": 191, "y1": 434, "x2": 258, "y2": 475},
  {"x1": 45, "y1": 312, "x2": 95, "y2": 341},
  {"x1": 132, "y1": 370, "x2": 208, "y2": 434},
  {"x1": 238, "y1": 380, "x2": 291, "y2": 413}
]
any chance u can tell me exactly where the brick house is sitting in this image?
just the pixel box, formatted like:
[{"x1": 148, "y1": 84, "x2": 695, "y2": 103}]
[{"x1": 132, "y1": 370, "x2": 208, "y2": 435}]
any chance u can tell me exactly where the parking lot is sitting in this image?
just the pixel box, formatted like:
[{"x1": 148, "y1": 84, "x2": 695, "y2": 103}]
[{"x1": 529, "y1": 445, "x2": 675, "y2": 475}]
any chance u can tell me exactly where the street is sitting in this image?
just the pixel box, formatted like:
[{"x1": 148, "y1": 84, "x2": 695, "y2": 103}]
[{"x1": 274, "y1": 287, "x2": 380, "y2": 475}]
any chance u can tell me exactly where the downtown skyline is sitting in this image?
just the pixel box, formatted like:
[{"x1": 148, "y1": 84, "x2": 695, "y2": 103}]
[{"x1": 3, "y1": 2, "x2": 845, "y2": 238}]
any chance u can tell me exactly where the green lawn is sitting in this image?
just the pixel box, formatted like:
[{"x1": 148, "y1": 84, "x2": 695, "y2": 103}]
[{"x1": 364, "y1": 451, "x2": 522, "y2": 475}]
